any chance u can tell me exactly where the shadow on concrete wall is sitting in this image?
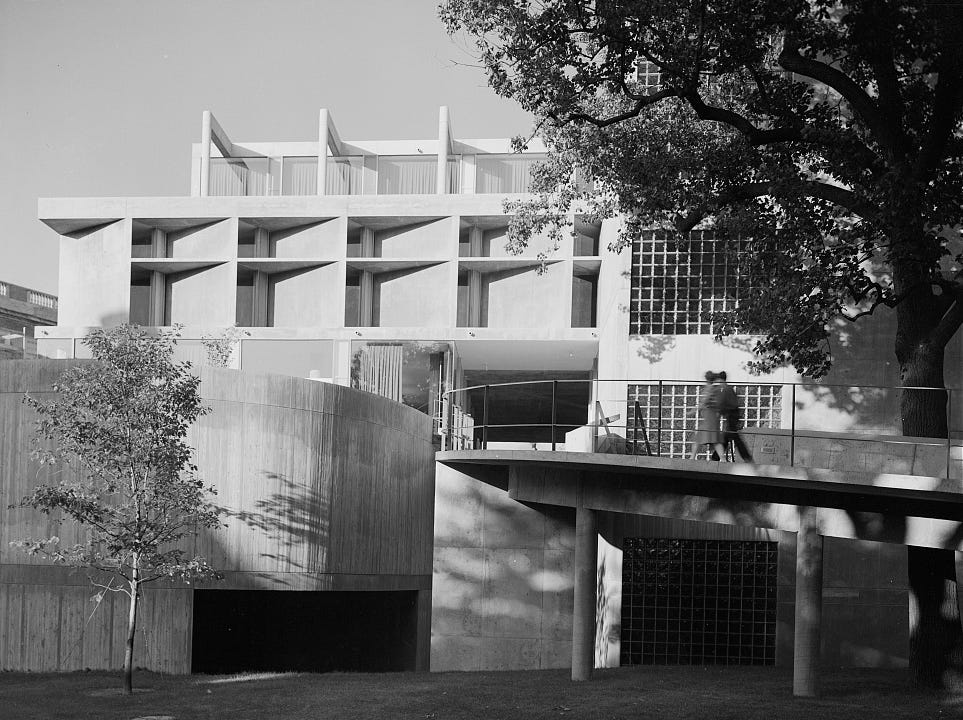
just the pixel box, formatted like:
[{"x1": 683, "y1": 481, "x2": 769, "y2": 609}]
[
  {"x1": 629, "y1": 334, "x2": 676, "y2": 364},
  {"x1": 221, "y1": 471, "x2": 330, "y2": 584},
  {"x1": 432, "y1": 475, "x2": 575, "y2": 670}
]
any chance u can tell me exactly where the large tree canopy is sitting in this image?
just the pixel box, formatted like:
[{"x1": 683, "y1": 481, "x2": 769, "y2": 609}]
[{"x1": 442, "y1": 0, "x2": 963, "y2": 439}]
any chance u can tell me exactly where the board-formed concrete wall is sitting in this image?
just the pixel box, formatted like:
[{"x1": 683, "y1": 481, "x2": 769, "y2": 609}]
[
  {"x1": 431, "y1": 462, "x2": 576, "y2": 670},
  {"x1": 0, "y1": 360, "x2": 435, "y2": 673}
]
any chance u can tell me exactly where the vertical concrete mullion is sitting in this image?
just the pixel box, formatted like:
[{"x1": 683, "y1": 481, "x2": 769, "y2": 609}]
[
  {"x1": 253, "y1": 271, "x2": 269, "y2": 327},
  {"x1": 360, "y1": 228, "x2": 375, "y2": 326},
  {"x1": 318, "y1": 109, "x2": 329, "y2": 196},
  {"x1": 793, "y1": 505, "x2": 823, "y2": 697},
  {"x1": 149, "y1": 229, "x2": 167, "y2": 326},
  {"x1": 437, "y1": 106, "x2": 449, "y2": 194},
  {"x1": 468, "y1": 227, "x2": 483, "y2": 326},
  {"x1": 200, "y1": 111, "x2": 212, "y2": 197},
  {"x1": 572, "y1": 504, "x2": 598, "y2": 681}
]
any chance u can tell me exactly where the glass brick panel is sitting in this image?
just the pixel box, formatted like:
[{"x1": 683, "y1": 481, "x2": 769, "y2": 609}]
[
  {"x1": 620, "y1": 538, "x2": 778, "y2": 667},
  {"x1": 627, "y1": 383, "x2": 782, "y2": 459},
  {"x1": 630, "y1": 230, "x2": 749, "y2": 335}
]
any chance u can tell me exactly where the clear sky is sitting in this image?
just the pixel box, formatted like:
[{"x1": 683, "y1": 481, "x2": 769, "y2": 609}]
[{"x1": 0, "y1": 0, "x2": 533, "y2": 294}]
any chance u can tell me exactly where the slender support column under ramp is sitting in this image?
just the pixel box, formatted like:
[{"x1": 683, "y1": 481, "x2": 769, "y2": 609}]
[
  {"x1": 793, "y1": 505, "x2": 824, "y2": 697},
  {"x1": 572, "y1": 505, "x2": 598, "y2": 681}
]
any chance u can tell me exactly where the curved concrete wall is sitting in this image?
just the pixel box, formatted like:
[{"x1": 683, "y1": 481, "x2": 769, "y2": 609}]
[{"x1": 0, "y1": 360, "x2": 435, "y2": 672}]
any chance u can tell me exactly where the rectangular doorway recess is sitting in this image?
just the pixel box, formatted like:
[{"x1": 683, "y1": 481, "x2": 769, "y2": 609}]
[
  {"x1": 191, "y1": 589, "x2": 418, "y2": 674},
  {"x1": 620, "y1": 538, "x2": 777, "y2": 666}
]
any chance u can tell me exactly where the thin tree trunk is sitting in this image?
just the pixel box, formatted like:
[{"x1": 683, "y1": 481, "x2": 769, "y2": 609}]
[{"x1": 123, "y1": 577, "x2": 139, "y2": 695}]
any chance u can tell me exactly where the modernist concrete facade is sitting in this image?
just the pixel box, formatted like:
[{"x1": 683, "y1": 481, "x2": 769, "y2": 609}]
[{"x1": 15, "y1": 108, "x2": 963, "y2": 680}]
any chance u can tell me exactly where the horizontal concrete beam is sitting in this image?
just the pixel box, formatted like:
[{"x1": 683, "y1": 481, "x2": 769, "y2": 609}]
[{"x1": 438, "y1": 450, "x2": 963, "y2": 550}]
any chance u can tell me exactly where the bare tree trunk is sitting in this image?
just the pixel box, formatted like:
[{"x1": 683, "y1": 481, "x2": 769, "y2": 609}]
[
  {"x1": 895, "y1": 280, "x2": 958, "y2": 687},
  {"x1": 123, "y1": 577, "x2": 139, "y2": 696}
]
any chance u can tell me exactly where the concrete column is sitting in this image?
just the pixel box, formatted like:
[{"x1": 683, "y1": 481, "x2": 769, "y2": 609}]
[
  {"x1": 149, "y1": 228, "x2": 167, "y2": 326},
  {"x1": 150, "y1": 228, "x2": 168, "y2": 259},
  {"x1": 200, "y1": 111, "x2": 212, "y2": 197},
  {"x1": 468, "y1": 271, "x2": 483, "y2": 327},
  {"x1": 360, "y1": 272, "x2": 374, "y2": 327},
  {"x1": 415, "y1": 588, "x2": 432, "y2": 672},
  {"x1": 360, "y1": 227, "x2": 375, "y2": 326},
  {"x1": 318, "y1": 108, "x2": 329, "y2": 196},
  {"x1": 469, "y1": 226, "x2": 483, "y2": 257},
  {"x1": 437, "y1": 105, "x2": 450, "y2": 194},
  {"x1": 467, "y1": 227, "x2": 484, "y2": 326},
  {"x1": 793, "y1": 505, "x2": 823, "y2": 697},
  {"x1": 254, "y1": 227, "x2": 270, "y2": 258},
  {"x1": 149, "y1": 272, "x2": 165, "y2": 327},
  {"x1": 572, "y1": 505, "x2": 598, "y2": 681},
  {"x1": 253, "y1": 271, "x2": 269, "y2": 327}
]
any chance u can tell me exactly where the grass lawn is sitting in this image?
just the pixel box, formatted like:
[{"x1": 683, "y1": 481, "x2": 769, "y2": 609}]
[{"x1": 1, "y1": 666, "x2": 960, "y2": 719}]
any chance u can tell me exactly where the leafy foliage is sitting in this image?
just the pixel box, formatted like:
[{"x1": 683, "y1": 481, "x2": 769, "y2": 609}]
[
  {"x1": 11, "y1": 325, "x2": 224, "y2": 690},
  {"x1": 442, "y1": 0, "x2": 963, "y2": 386},
  {"x1": 200, "y1": 326, "x2": 247, "y2": 368},
  {"x1": 15, "y1": 325, "x2": 223, "y2": 584}
]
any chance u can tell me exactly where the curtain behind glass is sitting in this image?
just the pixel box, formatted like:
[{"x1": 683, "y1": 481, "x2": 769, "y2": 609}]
[
  {"x1": 209, "y1": 158, "x2": 273, "y2": 196},
  {"x1": 447, "y1": 158, "x2": 461, "y2": 194},
  {"x1": 281, "y1": 157, "x2": 318, "y2": 196},
  {"x1": 327, "y1": 157, "x2": 361, "y2": 195},
  {"x1": 353, "y1": 343, "x2": 404, "y2": 402},
  {"x1": 378, "y1": 156, "x2": 437, "y2": 194},
  {"x1": 475, "y1": 155, "x2": 544, "y2": 193}
]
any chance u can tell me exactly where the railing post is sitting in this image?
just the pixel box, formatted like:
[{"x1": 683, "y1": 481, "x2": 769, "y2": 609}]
[
  {"x1": 656, "y1": 380, "x2": 663, "y2": 457},
  {"x1": 551, "y1": 380, "x2": 558, "y2": 451},
  {"x1": 790, "y1": 383, "x2": 796, "y2": 467},
  {"x1": 482, "y1": 385, "x2": 490, "y2": 450}
]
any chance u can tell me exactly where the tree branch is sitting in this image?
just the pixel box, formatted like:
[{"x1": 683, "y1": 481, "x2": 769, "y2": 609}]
[
  {"x1": 930, "y1": 286, "x2": 963, "y2": 349},
  {"x1": 778, "y1": 39, "x2": 901, "y2": 157},
  {"x1": 674, "y1": 180, "x2": 879, "y2": 232},
  {"x1": 558, "y1": 87, "x2": 679, "y2": 127},
  {"x1": 683, "y1": 90, "x2": 804, "y2": 145}
]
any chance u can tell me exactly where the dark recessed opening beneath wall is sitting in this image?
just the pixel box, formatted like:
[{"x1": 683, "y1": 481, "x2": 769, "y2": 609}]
[{"x1": 191, "y1": 590, "x2": 418, "y2": 674}]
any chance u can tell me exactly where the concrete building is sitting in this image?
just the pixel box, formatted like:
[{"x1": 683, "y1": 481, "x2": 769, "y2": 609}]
[
  {"x1": 0, "y1": 281, "x2": 57, "y2": 360},
  {"x1": 5, "y1": 108, "x2": 962, "y2": 683}
]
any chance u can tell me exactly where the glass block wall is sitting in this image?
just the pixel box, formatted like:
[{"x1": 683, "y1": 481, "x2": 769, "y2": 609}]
[
  {"x1": 629, "y1": 230, "x2": 747, "y2": 335},
  {"x1": 627, "y1": 383, "x2": 783, "y2": 458},
  {"x1": 620, "y1": 538, "x2": 778, "y2": 666}
]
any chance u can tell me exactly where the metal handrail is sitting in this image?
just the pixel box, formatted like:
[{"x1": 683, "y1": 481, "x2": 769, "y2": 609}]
[{"x1": 440, "y1": 378, "x2": 960, "y2": 479}]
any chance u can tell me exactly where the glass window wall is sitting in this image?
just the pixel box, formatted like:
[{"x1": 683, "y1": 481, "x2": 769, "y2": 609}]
[
  {"x1": 281, "y1": 156, "x2": 318, "y2": 196},
  {"x1": 327, "y1": 156, "x2": 362, "y2": 195},
  {"x1": 240, "y1": 339, "x2": 334, "y2": 379},
  {"x1": 377, "y1": 156, "x2": 437, "y2": 195},
  {"x1": 475, "y1": 154, "x2": 544, "y2": 194},
  {"x1": 350, "y1": 340, "x2": 450, "y2": 415},
  {"x1": 209, "y1": 158, "x2": 277, "y2": 196}
]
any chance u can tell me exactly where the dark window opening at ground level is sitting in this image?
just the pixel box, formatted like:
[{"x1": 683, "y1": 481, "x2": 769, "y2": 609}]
[{"x1": 191, "y1": 589, "x2": 418, "y2": 674}]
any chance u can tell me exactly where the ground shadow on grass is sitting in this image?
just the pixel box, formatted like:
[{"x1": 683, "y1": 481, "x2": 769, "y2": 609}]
[{"x1": 1, "y1": 666, "x2": 959, "y2": 720}]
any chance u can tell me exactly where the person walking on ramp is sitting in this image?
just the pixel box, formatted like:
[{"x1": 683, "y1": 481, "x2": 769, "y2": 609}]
[
  {"x1": 717, "y1": 371, "x2": 755, "y2": 463},
  {"x1": 690, "y1": 371, "x2": 727, "y2": 460}
]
